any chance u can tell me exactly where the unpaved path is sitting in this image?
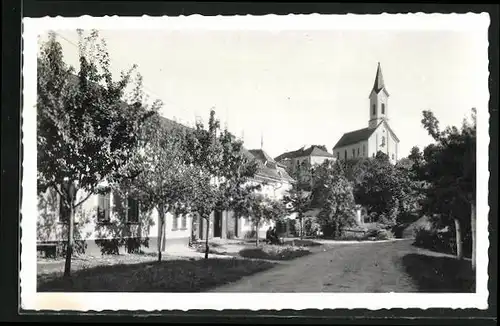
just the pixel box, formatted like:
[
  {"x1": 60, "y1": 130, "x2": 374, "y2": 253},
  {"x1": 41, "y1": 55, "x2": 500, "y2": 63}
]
[{"x1": 209, "y1": 239, "x2": 420, "y2": 292}]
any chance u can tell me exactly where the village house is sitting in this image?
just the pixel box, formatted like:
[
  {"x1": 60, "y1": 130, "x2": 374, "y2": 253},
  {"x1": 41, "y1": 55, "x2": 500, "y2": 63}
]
[
  {"x1": 333, "y1": 63, "x2": 400, "y2": 164},
  {"x1": 37, "y1": 115, "x2": 296, "y2": 256},
  {"x1": 193, "y1": 147, "x2": 296, "y2": 242}
]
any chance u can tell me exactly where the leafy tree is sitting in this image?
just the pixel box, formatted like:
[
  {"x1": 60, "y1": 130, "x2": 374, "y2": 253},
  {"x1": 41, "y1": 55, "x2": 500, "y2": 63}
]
[
  {"x1": 315, "y1": 161, "x2": 357, "y2": 238},
  {"x1": 122, "y1": 115, "x2": 199, "y2": 261},
  {"x1": 411, "y1": 109, "x2": 476, "y2": 267},
  {"x1": 186, "y1": 110, "x2": 258, "y2": 258},
  {"x1": 344, "y1": 152, "x2": 419, "y2": 227},
  {"x1": 237, "y1": 193, "x2": 286, "y2": 245},
  {"x1": 282, "y1": 182, "x2": 312, "y2": 240},
  {"x1": 37, "y1": 30, "x2": 155, "y2": 277}
]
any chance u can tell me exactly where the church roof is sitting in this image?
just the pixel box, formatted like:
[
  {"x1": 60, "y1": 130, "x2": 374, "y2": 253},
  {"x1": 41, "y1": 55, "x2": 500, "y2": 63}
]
[
  {"x1": 333, "y1": 127, "x2": 375, "y2": 149},
  {"x1": 370, "y1": 62, "x2": 390, "y2": 97},
  {"x1": 333, "y1": 120, "x2": 399, "y2": 149},
  {"x1": 275, "y1": 145, "x2": 334, "y2": 161}
]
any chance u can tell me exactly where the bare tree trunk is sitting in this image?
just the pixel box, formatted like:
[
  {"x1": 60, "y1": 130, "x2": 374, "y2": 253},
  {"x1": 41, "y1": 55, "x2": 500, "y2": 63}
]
[
  {"x1": 454, "y1": 218, "x2": 463, "y2": 259},
  {"x1": 471, "y1": 199, "x2": 476, "y2": 270},
  {"x1": 63, "y1": 200, "x2": 74, "y2": 278},
  {"x1": 205, "y1": 217, "x2": 210, "y2": 259},
  {"x1": 256, "y1": 221, "x2": 259, "y2": 246},
  {"x1": 157, "y1": 206, "x2": 165, "y2": 262}
]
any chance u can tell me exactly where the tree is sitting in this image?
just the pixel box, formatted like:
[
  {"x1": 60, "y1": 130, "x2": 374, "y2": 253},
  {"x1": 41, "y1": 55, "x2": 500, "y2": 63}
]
[
  {"x1": 412, "y1": 109, "x2": 476, "y2": 267},
  {"x1": 186, "y1": 110, "x2": 258, "y2": 258},
  {"x1": 237, "y1": 193, "x2": 286, "y2": 246},
  {"x1": 123, "y1": 115, "x2": 199, "y2": 261},
  {"x1": 282, "y1": 182, "x2": 312, "y2": 240},
  {"x1": 314, "y1": 161, "x2": 357, "y2": 238},
  {"x1": 37, "y1": 30, "x2": 155, "y2": 277}
]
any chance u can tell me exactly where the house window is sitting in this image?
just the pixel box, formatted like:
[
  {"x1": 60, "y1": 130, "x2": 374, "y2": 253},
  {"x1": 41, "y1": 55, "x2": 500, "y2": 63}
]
[
  {"x1": 59, "y1": 195, "x2": 70, "y2": 223},
  {"x1": 181, "y1": 214, "x2": 187, "y2": 229},
  {"x1": 173, "y1": 213, "x2": 179, "y2": 230},
  {"x1": 344, "y1": 150, "x2": 347, "y2": 160},
  {"x1": 336, "y1": 152, "x2": 340, "y2": 160},
  {"x1": 97, "y1": 192, "x2": 111, "y2": 222},
  {"x1": 352, "y1": 149, "x2": 355, "y2": 157},
  {"x1": 363, "y1": 144, "x2": 366, "y2": 156},
  {"x1": 357, "y1": 148, "x2": 360, "y2": 156},
  {"x1": 127, "y1": 197, "x2": 139, "y2": 223},
  {"x1": 382, "y1": 103, "x2": 385, "y2": 114},
  {"x1": 372, "y1": 104, "x2": 376, "y2": 115}
]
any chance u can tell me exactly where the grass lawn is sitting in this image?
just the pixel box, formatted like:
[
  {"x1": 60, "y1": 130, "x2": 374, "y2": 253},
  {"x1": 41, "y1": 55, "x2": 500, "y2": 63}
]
[
  {"x1": 402, "y1": 252, "x2": 475, "y2": 292},
  {"x1": 38, "y1": 258, "x2": 276, "y2": 292}
]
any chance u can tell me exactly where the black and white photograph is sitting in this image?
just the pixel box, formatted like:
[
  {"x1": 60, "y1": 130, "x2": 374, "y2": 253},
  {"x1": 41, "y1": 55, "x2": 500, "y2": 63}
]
[{"x1": 20, "y1": 13, "x2": 490, "y2": 311}]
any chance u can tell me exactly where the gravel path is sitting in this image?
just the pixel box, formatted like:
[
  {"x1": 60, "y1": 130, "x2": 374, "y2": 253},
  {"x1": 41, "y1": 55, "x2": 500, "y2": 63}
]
[{"x1": 209, "y1": 239, "x2": 420, "y2": 292}]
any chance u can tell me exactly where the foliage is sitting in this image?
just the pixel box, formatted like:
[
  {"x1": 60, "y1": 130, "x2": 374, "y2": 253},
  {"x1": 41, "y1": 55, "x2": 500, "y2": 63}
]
[
  {"x1": 345, "y1": 152, "x2": 419, "y2": 227},
  {"x1": 314, "y1": 161, "x2": 357, "y2": 238},
  {"x1": 413, "y1": 226, "x2": 472, "y2": 258},
  {"x1": 185, "y1": 110, "x2": 259, "y2": 257},
  {"x1": 365, "y1": 227, "x2": 395, "y2": 240},
  {"x1": 283, "y1": 181, "x2": 312, "y2": 239},
  {"x1": 410, "y1": 109, "x2": 476, "y2": 261},
  {"x1": 120, "y1": 113, "x2": 200, "y2": 261},
  {"x1": 239, "y1": 246, "x2": 311, "y2": 261},
  {"x1": 37, "y1": 30, "x2": 156, "y2": 276},
  {"x1": 294, "y1": 216, "x2": 321, "y2": 238},
  {"x1": 236, "y1": 193, "x2": 284, "y2": 245}
]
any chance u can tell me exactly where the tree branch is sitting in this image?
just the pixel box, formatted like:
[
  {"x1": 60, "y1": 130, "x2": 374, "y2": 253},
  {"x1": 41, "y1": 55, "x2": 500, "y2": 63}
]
[{"x1": 75, "y1": 191, "x2": 93, "y2": 208}]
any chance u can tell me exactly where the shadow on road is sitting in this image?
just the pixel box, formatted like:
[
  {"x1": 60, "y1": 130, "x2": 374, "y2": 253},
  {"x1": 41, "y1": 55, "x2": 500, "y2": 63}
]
[
  {"x1": 38, "y1": 258, "x2": 276, "y2": 292},
  {"x1": 402, "y1": 253, "x2": 475, "y2": 292}
]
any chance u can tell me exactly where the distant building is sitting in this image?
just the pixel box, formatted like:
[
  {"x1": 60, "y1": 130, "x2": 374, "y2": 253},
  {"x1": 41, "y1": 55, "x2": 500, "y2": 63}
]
[
  {"x1": 275, "y1": 145, "x2": 335, "y2": 172},
  {"x1": 332, "y1": 63, "x2": 400, "y2": 164},
  {"x1": 275, "y1": 145, "x2": 335, "y2": 187}
]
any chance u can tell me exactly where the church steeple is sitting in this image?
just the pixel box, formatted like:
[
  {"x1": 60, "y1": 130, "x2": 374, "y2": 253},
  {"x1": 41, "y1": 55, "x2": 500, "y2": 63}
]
[
  {"x1": 368, "y1": 62, "x2": 390, "y2": 128},
  {"x1": 371, "y1": 62, "x2": 388, "y2": 95}
]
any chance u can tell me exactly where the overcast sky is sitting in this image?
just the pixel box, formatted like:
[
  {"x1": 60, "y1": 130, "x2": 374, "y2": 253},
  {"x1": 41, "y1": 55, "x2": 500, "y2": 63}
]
[{"x1": 42, "y1": 25, "x2": 488, "y2": 159}]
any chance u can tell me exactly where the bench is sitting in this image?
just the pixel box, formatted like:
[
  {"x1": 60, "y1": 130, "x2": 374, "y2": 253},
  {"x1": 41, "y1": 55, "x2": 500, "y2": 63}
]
[{"x1": 37, "y1": 242, "x2": 57, "y2": 258}]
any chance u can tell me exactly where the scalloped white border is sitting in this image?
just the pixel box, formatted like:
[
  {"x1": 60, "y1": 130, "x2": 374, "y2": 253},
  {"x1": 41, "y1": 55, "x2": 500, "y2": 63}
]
[{"x1": 21, "y1": 13, "x2": 491, "y2": 311}]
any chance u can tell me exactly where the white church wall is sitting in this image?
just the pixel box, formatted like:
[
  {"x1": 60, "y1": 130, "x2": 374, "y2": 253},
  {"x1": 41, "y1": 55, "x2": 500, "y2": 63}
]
[{"x1": 334, "y1": 140, "x2": 369, "y2": 161}]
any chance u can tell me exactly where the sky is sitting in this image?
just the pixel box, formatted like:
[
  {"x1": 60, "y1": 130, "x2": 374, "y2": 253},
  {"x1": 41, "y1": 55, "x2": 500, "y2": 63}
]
[{"x1": 39, "y1": 24, "x2": 489, "y2": 159}]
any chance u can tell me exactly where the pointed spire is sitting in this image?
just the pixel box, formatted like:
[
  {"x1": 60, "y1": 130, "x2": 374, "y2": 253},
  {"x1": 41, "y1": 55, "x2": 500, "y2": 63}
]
[{"x1": 372, "y1": 62, "x2": 388, "y2": 94}]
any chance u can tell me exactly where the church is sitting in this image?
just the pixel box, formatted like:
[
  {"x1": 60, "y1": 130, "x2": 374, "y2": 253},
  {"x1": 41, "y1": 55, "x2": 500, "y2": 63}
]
[{"x1": 332, "y1": 63, "x2": 400, "y2": 164}]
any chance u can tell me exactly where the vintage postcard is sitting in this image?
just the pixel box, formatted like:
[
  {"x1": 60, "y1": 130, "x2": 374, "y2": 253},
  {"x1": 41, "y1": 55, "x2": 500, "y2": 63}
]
[{"x1": 21, "y1": 13, "x2": 491, "y2": 311}]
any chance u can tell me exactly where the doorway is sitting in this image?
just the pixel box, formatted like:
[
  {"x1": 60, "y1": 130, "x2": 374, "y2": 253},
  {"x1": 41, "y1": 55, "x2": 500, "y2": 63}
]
[{"x1": 214, "y1": 210, "x2": 222, "y2": 238}]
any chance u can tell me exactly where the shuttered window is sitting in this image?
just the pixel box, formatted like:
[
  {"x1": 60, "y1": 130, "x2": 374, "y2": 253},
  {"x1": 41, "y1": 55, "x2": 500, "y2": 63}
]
[
  {"x1": 127, "y1": 197, "x2": 140, "y2": 223},
  {"x1": 97, "y1": 193, "x2": 111, "y2": 222}
]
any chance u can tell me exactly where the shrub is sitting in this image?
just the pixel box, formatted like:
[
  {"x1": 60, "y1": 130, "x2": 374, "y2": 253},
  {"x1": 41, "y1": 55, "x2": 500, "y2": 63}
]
[
  {"x1": 413, "y1": 227, "x2": 471, "y2": 257},
  {"x1": 365, "y1": 227, "x2": 394, "y2": 240},
  {"x1": 94, "y1": 238, "x2": 121, "y2": 255},
  {"x1": 244, "y1": 230, "x2": 256, "y2": 239},
  {"x1": 239, "y1": 246, "x2": 310, "y2": 261},
  {"x1": 56, "y1": 240, "x2": 87, "y2": 257}
]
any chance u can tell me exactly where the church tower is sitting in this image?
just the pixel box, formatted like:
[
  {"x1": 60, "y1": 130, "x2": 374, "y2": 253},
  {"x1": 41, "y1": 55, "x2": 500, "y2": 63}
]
[{"x1": 368, "y1": 62, "x2": 390, "y2": 129}]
